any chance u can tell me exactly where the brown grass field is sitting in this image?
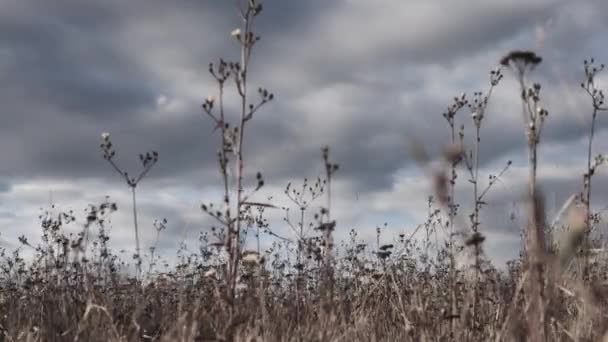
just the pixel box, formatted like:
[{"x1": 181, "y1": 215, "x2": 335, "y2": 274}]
[{"x1": 2, "y1": 1, "x2": 608, "y2": 341}]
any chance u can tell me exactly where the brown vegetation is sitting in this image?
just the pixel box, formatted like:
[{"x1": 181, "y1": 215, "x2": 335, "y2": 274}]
[{"x1": 1, "y1": 1, "x2": 608, "y2": 341}]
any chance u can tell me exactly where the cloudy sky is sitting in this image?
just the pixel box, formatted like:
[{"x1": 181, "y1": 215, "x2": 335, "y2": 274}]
[{"x1": 1, "y1": 0, "x2": 607, "y2": 266}]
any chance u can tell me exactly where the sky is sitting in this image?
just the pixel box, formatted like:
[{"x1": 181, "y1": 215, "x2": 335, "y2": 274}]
[{"x1": 1, "y1": 0, "x2": 608, "y2": 267}]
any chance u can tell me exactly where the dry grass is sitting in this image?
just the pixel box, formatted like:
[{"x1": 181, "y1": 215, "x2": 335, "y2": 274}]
[{"x1": 2, "y1": 1, "x2": 608, "y2": 341}]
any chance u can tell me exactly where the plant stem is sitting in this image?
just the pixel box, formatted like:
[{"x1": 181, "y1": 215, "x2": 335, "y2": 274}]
[
  {"x1": 131, "y1": 186, "x2": 141, "y2": 278},
  {"x1": 231, "y1": 6, "x2": 253, "y2": 304}
]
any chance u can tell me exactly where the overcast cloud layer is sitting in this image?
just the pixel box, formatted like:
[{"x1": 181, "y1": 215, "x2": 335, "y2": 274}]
[{"x1": 1, "y1": 0, "x2": 608, "y2": 266}]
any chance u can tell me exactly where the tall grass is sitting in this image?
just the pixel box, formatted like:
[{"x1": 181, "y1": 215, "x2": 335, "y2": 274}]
[{"x1": 1, "y1": 1, "x2": 608, "y2": 341}]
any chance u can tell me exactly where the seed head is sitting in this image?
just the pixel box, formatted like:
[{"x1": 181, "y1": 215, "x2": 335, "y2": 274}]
[
  {"x1": 443, "y1": 143, "x2": 463, "y2": 164},
  {"x1": 500, "y1": 50, "x2": 542, "y2": 67},
  {"x1": 242, "y1": 251, "x2": 262, "y2": 265}
]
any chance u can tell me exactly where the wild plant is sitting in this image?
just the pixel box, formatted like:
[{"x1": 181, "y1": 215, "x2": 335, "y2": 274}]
[
  {"x1": 199, "y1": 1, "x2": 274, "y2": 329},
  {"x1": 500, "y1": 50, "x2": 552, "y2": 340},
  {"x1": 282, "y1": 176, "x2": 325, "y2": 319},
  {"x1": 459, "y1": 68, "x2": 509, "y2": 331},
  {"x1": 147, "y1": 217, "x2": 167, "y2": 274},
  {"x1": 283, "y1": 177, "x2": 325, "y2": 262},
  {"x1": 434, "y1": 66, "x2": 510, "y2": 336},
  {"x1": 100, "y1": 132, "x2": 158, "y2": 277},
  {"x1": 317, "y1": 146, "x2": 339, "y2": 314},
  {"x1": 580, "y1": 58, "x2": 607, "y2": 275}
]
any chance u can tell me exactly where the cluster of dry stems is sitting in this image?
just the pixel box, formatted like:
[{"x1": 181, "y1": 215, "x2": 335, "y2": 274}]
[{"x1": 2, "y1": 2, "x2": 608, "y2": 341}]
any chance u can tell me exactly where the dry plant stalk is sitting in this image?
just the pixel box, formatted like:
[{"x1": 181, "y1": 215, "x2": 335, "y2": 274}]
[
  {"x1": 580, "y1": 58, "x2": 606, "y2": 277},
  {"x1": 200, "y1": 0, "x2": 273, "y2": 310},
  {"x1": 100, "y1": 132, "x2": 159, "y2": 277},
  {"x1": 501, "y1": 49, "x2": 550, "y2": 341}
]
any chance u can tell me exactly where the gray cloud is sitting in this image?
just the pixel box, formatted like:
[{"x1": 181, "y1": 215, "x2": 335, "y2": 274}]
[{"x1": 1, "y1": 0, "x2": 608, "y2": 265}]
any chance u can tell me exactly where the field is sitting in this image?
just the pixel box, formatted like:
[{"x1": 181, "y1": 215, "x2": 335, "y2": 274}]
[{"x1": 2, "y1": 1, "x2": 608, "y2": 341}]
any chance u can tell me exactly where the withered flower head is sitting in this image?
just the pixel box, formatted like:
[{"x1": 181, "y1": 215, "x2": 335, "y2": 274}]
[
  {"x1": 465, "y1": 232, "x2": 486, "y2": 247},
  {"x1": 443, "y1": 142, "x2": 463, "y2": 164},
  {"x1": 500, "y1": 50, "x2": 542, "y2": 68}
]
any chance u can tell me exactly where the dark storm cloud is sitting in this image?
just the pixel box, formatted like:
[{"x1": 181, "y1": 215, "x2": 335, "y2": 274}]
[
  {"x1": 258, "y1": 0, "x2": 562, "y2": 88},
  {"x1": 0, "y1": 0, "x2": 334, "y2": 182},
  {"x1": 0, "y1": 1, "x2": 156, "y2": 179},
  {"x1": 0, "y1": 0, "x2": 565, "y2": 184},
  {"x1": 0, "y1": 182, "x2": 10, "y2": 194},
  {"x1": 1, "y1": 0, "x2": 608, "y2": 263},
  {"x1": 0, "y1": 4, "x2": 157, "y2": 117}
]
